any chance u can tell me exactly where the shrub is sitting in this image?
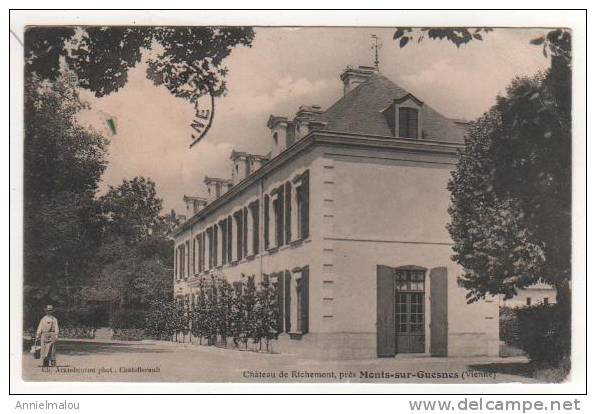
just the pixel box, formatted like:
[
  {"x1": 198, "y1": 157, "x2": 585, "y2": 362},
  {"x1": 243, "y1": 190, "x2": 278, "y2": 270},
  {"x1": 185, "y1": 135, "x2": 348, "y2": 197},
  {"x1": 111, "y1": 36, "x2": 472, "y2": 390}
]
[
  {"x1": 513, "y1": 303, "x2": 570, "y2": 365},
  {"x1": 499, "y1": 306, "x2": 519, "y2": 346},
  {"x1": 111, "y1": 308, "x2": 146, "y2": 330}
]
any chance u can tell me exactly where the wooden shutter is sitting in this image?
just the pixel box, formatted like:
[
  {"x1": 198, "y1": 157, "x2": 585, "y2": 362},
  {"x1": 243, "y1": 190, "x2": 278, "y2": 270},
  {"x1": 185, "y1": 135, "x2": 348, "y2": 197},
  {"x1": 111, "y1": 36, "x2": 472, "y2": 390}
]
[
  {"x1": 285, "y1": 181, "x2": 292, "y2": 244},
  {"x1": 201, "y1": 233, "x2": 205, "y2": 271},
  {"x1": 221, "y1": 221, "x2": 227, "y2": 265},
  {"x1": 284, "y1": 270, "x2": 292, "y2": 333},
  {"x1": 192, "y1": 239, "x2": 195, "y2": 274},
  {"x1": 207, "y1": 229, "x2": 212, "y2": 268},
  {"x1": 174, "y1": 247, "x2": 178, "y2": 279},
  {"x1": 264, "y1": 194, "x2": 270, "y2": 250},
  {"x1": 213, "y1": 226, "x2": 218, "y2": 266},
  {"x1": 252, "y1": 202, "x2": 260, "y2": 254},
  {"x1": 227, "y1": 216, "x2": 233, "y2": 263},
  {"x1": 276, "y1": 186, "x2": 285, "y2": 247},
  {"x1": 300, "y1": 266, "x2": 309, "y2": 334},
  {"x1": 243, "y1": 207, "x2": 248, "y2": 257},
  {"x1": 430, "y1": 267, "x2": 448, "y2": 356},
  {"x1": 377, "y1": 265, "x2": 396, "y2": 357},
  {"x1": 301, "y1": 171, "x2": 310, "y2": 239},
  {"x1": 185, "y1": 241, "x2": 190, "y2": 277},
  {"x1": 276, "y1": 273, "x2": 284, "y2": 333}
]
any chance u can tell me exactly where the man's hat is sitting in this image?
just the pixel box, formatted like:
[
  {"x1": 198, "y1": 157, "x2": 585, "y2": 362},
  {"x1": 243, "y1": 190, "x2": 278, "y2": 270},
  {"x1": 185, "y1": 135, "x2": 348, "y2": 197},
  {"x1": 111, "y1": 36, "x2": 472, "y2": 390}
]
[{"x1": 44, "y1": 305, "x2": 54, "y2": 312}]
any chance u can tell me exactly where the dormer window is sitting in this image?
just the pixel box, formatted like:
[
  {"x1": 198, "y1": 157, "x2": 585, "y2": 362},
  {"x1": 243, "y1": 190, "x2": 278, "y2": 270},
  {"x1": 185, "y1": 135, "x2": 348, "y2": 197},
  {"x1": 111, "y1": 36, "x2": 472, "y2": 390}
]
[
  {"x1": 273, "y1": 132, "x2": 278, "y2": 145},
  {"x1": 399, "y1": 108, "x2": 419, "y2": 139}
]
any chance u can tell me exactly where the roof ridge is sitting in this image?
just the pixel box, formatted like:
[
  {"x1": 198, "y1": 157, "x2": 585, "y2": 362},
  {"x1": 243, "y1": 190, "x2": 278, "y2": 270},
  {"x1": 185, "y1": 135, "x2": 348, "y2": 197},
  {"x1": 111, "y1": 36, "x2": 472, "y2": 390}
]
[{"x1": 316, "y1": 72, "x2": 466, "y2": 144}]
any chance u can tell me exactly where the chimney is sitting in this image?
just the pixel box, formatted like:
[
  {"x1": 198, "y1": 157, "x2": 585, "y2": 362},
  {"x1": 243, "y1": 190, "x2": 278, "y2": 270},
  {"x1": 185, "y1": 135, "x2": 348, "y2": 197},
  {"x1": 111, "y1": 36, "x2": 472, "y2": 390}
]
[
  {"x1": 230, "y1": 150, "x2": 250, "y2": 185},
  {"x1": 340, "y1": 65, "x2": 375, "y2": 95},
  {"x1": 247, "y1": 154, "x2": 269, "y2": 174},
  {"x1": 183, "y1": 195, "x2": 207, "y2": 217},
  {"x1": 267, "y1": 115, "x2": 289, "y2": 157},
  {"x1": 294, "y1": 105, "x2": 323, "y2": 140},
  {"x1": 204, "y1": 176, "x2": 233, "y2": 203}
]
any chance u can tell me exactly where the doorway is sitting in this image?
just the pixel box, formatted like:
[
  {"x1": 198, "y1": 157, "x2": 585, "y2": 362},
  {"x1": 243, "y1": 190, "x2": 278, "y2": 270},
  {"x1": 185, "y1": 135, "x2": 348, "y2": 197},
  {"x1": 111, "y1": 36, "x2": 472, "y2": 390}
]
[{"x1": 395, "y1": 269, "x2": 425, "y2": 353}]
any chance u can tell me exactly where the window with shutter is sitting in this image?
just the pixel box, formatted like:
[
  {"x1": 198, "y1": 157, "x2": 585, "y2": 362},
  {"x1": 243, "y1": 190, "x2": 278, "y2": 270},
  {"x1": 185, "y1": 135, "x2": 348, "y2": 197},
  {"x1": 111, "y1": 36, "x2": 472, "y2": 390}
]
[
  {"x1": 199, "y1": 233, "x2": 203, "y2": 272},
  {"x1": 276, "y1": 186, "x2": 285, "y2": 247},
  {"x1": 285, "y1": 182, "x2": 292, "y2": 243},
  {"x1": 243, "y1": 207, "x2": 248, "y2": 257},
  {"x1": 174, "y1": 247, "x2": 178, "y2": 279},
  {"x1": 300, "y1": 171, "x2": 309, "y2": 239},
  {"x1": 251, "y1": 201, "x2": 259, "y2": 254},
  {"x1": 227, "y1": 216, "x2": 233, "y2": 263},
  {"x1": 220, "y1": 220, "x2": 227, "y2": 265},
  {"x1": 284, "y1": 271, "x2": 292, "y2": 333},
  {"x1": 264, "y1": 194, "x2": 270, "y2": 250},
  {"x1": 213, "y1": 226, "x2": 218, "y2": 266},
  {"x1": 398, "y1": 107, "x2": 419, "y2": 139},
  {"x1": 298, "y1": 266, "x2": 309, "y2": 334},
  {"x1": 235, "y1": 211, "x2": 243, "y2": 261},
  {"x1": 185, "y1": 241, "x2": 190, "y2": 277},
  {"x1": 207, "y1": 228, "x2": 213, "y2": 269}
]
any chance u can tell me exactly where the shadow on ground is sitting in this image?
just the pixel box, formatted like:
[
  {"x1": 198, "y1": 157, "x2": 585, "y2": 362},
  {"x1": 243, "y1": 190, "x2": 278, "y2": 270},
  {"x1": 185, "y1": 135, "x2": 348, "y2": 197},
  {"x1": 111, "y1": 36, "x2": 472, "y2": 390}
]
[
  {"x1": 24, "y1": 340, "x2": 170, "y2": 356},
  {"x1": 468, "y1": 362, "x2": 536, "y2": 379}
]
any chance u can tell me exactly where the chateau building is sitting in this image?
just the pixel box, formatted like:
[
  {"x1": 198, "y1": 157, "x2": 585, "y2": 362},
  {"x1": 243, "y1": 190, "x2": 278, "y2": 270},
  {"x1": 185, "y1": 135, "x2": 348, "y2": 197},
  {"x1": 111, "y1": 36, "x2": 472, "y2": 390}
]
[{"x1": 171, "y1": 65, "x2": 500, "y2": 359}]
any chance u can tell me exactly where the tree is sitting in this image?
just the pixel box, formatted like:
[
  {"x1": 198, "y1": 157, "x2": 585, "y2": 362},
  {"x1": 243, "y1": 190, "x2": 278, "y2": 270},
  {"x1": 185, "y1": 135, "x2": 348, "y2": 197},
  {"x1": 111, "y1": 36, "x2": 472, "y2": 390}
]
[
  {"x1": 99, "y1": 177, "x2": 164, "y2": 244},
  {"x1": 24, "y1": 73, "x2": 108, "y2": 321},
  {"x1": 394, "y1": 28, "x2": 572, "y2": 308},
  {"x1": 25, "y1": 26, "x2": 255, "y2": 104},
  {"x1": 254, "y1": 276, "x2": 280, "y2": 351},
  {"x1": 87, "y1": 177, "x2": 175, "y2": 310}
]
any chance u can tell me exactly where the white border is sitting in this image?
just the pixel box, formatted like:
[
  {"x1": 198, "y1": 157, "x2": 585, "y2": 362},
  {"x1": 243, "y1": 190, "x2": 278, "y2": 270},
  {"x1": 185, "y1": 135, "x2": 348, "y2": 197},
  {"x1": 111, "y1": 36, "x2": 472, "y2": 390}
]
[{"x1": 7, "y1": 8, "x2": 587, "y2": 396}]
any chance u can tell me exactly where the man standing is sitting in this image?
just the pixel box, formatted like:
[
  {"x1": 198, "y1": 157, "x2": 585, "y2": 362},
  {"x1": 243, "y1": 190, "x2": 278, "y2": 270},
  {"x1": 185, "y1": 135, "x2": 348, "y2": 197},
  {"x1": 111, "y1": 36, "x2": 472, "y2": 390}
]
[{"x1": 36, "y1": 305, "x2": 59, "y2": 370}]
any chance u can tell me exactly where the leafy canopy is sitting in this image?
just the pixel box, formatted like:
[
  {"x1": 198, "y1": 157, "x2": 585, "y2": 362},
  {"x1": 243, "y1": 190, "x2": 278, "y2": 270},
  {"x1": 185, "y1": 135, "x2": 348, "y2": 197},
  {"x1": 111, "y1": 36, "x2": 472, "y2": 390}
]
[
  {"x1": 393, "y1": 28, "x2": 571, "y2": 303},
  {"x1": 25, "y1": 26, "x2": 255, "y2": 102}
]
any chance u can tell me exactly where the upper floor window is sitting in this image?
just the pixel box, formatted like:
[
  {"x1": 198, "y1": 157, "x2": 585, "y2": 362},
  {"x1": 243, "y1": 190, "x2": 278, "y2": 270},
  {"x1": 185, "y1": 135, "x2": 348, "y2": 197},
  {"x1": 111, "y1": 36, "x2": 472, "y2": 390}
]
[{"x1": 398, "y1": 107, "x2": 418, "y2": 139}]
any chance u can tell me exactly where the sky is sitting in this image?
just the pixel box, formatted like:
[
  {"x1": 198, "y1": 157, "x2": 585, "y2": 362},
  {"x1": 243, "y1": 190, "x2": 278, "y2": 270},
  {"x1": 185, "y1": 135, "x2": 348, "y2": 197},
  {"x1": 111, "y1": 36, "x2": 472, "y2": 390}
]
[{"x1": 78, "y1": 27, "x2": 550, "y2": 214}]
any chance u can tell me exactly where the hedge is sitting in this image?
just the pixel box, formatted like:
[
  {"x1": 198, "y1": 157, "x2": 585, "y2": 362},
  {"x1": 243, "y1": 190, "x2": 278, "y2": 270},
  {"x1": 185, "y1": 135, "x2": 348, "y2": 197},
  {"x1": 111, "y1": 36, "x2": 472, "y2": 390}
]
[{"x1": 501, "y1": 303, "x2": 570, "y2": 365}]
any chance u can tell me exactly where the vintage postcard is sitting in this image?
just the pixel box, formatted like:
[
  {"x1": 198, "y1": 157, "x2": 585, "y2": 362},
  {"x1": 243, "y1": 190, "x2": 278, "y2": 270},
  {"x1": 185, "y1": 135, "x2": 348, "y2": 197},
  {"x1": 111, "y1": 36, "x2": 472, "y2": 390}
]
[{"x1": 10, "y1": 10, "x2": 586, "y2": 393}]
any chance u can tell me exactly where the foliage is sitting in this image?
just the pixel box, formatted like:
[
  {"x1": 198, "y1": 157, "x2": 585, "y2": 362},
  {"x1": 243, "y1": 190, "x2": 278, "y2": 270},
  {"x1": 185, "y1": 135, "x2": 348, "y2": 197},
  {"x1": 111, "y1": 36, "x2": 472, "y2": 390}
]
[
  {"x1": 393, "y1": 28, "x2": 572, "y2": 309},
  {"x1": 502, "y1": 304, "x2": 570, "y2": 365},
  {"x1": 147, "y1": 274, "x2": 280, "y2": 352},
  {"x1": 394, "y1": 27, "x2": 493, "y2": 48},
  {"x1": 111, "y1": 308, "x2": 147, "y2": 330},
  {"x1": 25, "y1": 26, "x2": 255, "y2": 103},
  {"x1": 24, "y1": 73, "x2": 108, "y2": 315},
  {"x1": 254, "y1": 276, "x2": 280, "y2": 350},
  {"x1": 499, "y1": 306, "x2": 520, "y2": 347},
  {"x1": 83, "y1": 177, "x2": 176, "y2": 310},
  {"x1": 145, "y1": 297, "x2": 178, "y2": 340},
  {"x1": 99, "y1": 177, "x2": 164, "y2": 244},
  {"x1": 447, "y1": 69, "x2": 571, "y2": 303}
]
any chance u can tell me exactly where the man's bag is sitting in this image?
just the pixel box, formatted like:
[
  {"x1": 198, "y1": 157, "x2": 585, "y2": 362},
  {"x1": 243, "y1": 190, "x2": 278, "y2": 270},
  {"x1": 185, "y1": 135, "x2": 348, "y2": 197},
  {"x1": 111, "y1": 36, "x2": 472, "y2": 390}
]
[{"x1": 30, "y1": 339, "x2": 41, "y2": 359}]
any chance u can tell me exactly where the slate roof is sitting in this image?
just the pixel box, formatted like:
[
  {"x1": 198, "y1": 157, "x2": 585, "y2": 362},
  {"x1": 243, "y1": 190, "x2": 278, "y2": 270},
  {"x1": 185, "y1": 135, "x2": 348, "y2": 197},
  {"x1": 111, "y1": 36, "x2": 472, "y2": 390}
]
[{"x1": 316, "y1": 73, "x2": 467, "y2": 143}]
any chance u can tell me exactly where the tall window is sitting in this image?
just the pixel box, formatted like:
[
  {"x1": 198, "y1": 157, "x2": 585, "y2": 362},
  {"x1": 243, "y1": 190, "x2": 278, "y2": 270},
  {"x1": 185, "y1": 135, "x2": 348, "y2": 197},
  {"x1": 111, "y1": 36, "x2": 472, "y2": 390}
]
[
  {"x1": 250, "y1": 201, "x2": 259, "y2": 255},
  {"x1": 234, "y1": 211, "x2": 243, "y2": 261},
  {"x1": 293, "y1": 170, "x2": 309, "y2": 239},
  {"x1": 398, "y1": 107, "x2": 418, "y2": 139},
  {"x1": 220, "y1": 220, "x2": 228, "y2": 265},
  {"x1": 207, "y1": 228, "x2": 213, "y2": 269},
  {"x1": 395, "y1": 269, "x2": 425, "y2": 334},
  {"x1": 185, "y1": 241, "x2": 190, "y2": 278}
]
